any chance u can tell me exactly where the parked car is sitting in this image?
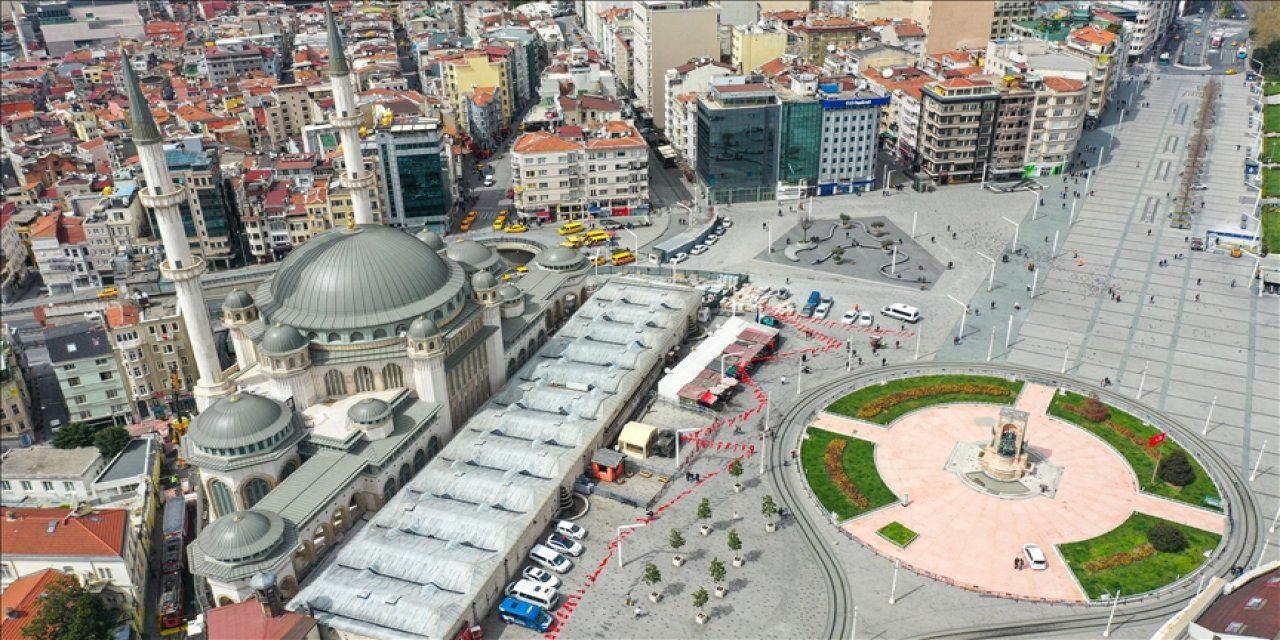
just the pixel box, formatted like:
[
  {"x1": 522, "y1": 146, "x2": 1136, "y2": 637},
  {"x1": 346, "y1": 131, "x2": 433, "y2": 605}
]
[
  {"x1": 721, "y1": 218, "x2": 733, "y2": 228},
  {"x1": 555, "y1": 520, "x2": 587, "y2": 540},
  {"x1": 704, "y1": 235, "x2": 719, "y2": 246},
  {"x1": 505, "y1": 224, "x2": 529, "y2": 233},
  {"x1": 530, "y1": 545, "x2": 572, "y2": 574},
  {"x1": 841, "y1": 309, "x2": 859, "y2": 324},
  {"x1": 690, "y1": 244, "x2": 709, "y2": 255},
  {"x1": 545, "y1": 533, "x2": 584, "y2": 557},
  {"x1": 522, "y1": 566, "x2": 561, "y2": 589},
  {"x1": 814, "y1": 302, "x2": 832, "y2": 319},
  {"x1": 856, "y1": 311, "x2": 874, "y2": 327},
  {"x1": 1022, "y1": 544, "x2": 1048, "y2": 570},
  {"x1": 1189, "y1": 183, "x2": 1208, "y2": 190},
  {"x1": 670, "y1": 252, "x2": 689, "y2": 264}
]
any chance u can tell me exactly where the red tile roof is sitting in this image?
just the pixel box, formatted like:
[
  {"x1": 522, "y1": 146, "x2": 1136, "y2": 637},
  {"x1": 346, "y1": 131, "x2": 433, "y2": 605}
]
[
  {"x1": 0, "y1": 570, "x2": 67, "y2": 640},
  {"x1": 0, "y1": 508, "x2": 128, "y2": 558},
  {"x1": 204, "y1": 599, "x2": 317, "y2": 640},
  {"x1": 513, "y1": 131, "x2": 581, "y2": 154},
  {"x1": 105, "y1": 304, "x2": 140, "y2": 329},
  {"x1": 1043, "y1": 76, "x2": 1085, "y2": 93}
]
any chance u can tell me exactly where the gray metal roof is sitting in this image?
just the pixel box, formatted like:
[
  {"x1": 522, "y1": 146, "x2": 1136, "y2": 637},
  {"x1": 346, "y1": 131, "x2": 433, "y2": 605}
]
[
  {"x1": 93, "y1": 437, "x2": 156, "y2": 485},
  {"x1": 189, "y1": 510, "x2": 298, "y2": 582},
  {"x1": 45, "y1": 323, "x2": 113, "y2": 363},
  {"x1": 536, "y1": 246, "x2": 586, "y2": 269},
  {"x1": 348, "y1": 398, "x2": 391, "y2": 424},
  {"x1": 120, "y1": 49, "x2": 160, "y2": 144},
  {"x1": 185, "y1": 392, "x2": 294, "y2": 452},
  {"x1": 417, "y1": 230, "x2": 445, "y2": 252},
  {"x1": 290, "y1": 279, "x2": 702, "y2": 639},
  {"x1": 445, "y1": 240, "x2": 498, "y2": 272},
  {"x1": 325, "y1": 5, "x2": 351, "y2": 78},
  {"x1": 260, "y1": 323, "x2": 309, "y2": 355},
  {"x1": 407, "y1": 315, "x2": 439, "y2": 340},
  {"x1": 251, "y1": 451, "x2": 365, "y2": 526},
  {"x1": 254, "y1": 225, "x2": 464, "y2": 332},
  {"x1": 223, "y1": 288, "x2": 255, "y2": 311}
]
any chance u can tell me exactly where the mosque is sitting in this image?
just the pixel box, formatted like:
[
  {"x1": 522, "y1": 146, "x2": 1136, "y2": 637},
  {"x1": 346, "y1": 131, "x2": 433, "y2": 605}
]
[{"x1": 120, "y1": 9, "x2": 603, "y2": 605}]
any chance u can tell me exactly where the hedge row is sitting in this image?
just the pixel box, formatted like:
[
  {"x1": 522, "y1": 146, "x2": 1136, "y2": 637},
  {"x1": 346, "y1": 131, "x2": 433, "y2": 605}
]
[
  {"x1": 824, "y1": 439, "x2": 870, "y2": 509},
  {"x1": 856, "y1": 383, "x2": 1018, "y2": 419},
  {"x1": 1082, "y1": 543, "x2": 1155, "y2": 572},
  {"x1": 1063, "y1": 400, "x2": 1160, "y2": 461}
]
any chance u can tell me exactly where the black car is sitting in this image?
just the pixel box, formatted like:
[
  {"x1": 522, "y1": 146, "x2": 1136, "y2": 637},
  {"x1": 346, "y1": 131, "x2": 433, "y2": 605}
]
[{"x1": 652, "y1": 430, "x2": 676, "y2": 458}]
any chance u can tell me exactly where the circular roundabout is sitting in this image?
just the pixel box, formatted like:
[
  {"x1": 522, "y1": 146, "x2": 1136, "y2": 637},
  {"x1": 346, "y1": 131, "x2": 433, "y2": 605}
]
[{"x1": 782, "y1": 365, "x2": 1261, "y2": 610}]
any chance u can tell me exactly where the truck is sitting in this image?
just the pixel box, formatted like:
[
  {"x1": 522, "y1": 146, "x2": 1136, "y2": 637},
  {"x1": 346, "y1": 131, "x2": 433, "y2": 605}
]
[
  {"x1": 498, "y1": 597, "x2": 554, "y2": 632},
  {"x1": 1159, "y1": 52, "x2": 1171, "y2": 65},
  {"x1": 801, "y1": 290, "x2": 821, "y2": 317}
]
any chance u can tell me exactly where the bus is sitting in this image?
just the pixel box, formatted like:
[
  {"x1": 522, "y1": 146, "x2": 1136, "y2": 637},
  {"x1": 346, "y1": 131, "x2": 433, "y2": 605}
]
[
  {"x1": 1159, "y1": 52, "x2": 1171, "y2": 65},
  {"x1": 1238, "y1": 47, "x2": 1248, "y2": 60}
]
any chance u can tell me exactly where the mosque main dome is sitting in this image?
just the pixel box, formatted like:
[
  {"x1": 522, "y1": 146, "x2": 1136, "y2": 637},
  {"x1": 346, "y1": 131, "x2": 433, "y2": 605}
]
[{"x1": 254, "y1": 225, "x2": 465, "y2": 333}]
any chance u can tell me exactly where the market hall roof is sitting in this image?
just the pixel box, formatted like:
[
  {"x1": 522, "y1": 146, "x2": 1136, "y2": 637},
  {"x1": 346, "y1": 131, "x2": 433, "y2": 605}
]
[
  {"x1": 289, "y1": 279, "x2": 702, "y2": 639},
  {"x1": 254, "y1": 224, "x2": 464, "y2": 332}
]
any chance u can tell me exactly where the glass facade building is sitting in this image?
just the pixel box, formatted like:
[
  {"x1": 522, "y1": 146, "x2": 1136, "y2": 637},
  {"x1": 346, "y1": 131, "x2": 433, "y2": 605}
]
[
  {"x1": 370, "y1": 118, "x2": 454, "y2": 231},
  {"x1": 695, "y1": 84, "x2": 781, "y2": 204},
  {"x1": 779, "y1": 101, "x2": 821, "y2": 187}
]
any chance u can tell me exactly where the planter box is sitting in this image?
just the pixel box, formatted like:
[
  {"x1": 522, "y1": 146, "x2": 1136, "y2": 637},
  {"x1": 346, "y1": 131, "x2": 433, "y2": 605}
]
[
  {"x1": 732, "y1": 556, "x2": 744, "y2": 567},
  {"x1": 734, "y1": 483, "x2": 743, "y2": 493},
  {"x1": 696, "y1": 613, "x2": 708, "y2": 625},
  {"x1": 714, "y1": 585, "x2": 727, "y2": 598},
  {"x1": 672, "y1": 555, "x2": 685, "y2": 567},
  {"x1": 649, "y1": 592, "x2": 661, "y2": 603},
  {"x1": 699, "y1": 525, "x2": 711, "y2": 536},
  {"x1": 765, "y1": 521, "x2": 776, "y2": 533}
]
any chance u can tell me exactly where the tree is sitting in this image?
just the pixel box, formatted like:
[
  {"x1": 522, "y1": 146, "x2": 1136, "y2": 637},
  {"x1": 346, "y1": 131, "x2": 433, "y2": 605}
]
[
  {"x1": 1147, "y1": 522, "x2": 1189, "y2": 553},
  {"x1": 642, "y1": 563, "x2": 662, "y2": 598},
  {"x1": 728, "y1": 459, "x2": 743, "y2": 479},
  {"x1": 1158, "y1": 450, "x2": 1196, "y2": 487},
  {"x1": 697, "y1": 498, "x2": 712, "y2": 522},
  {"x1": 761, "y1": 494, "x2": 778, "y2": 522},
  {"x1": 93, "y1": 426, "x2": 132, "y2": 460},
  {"x1": 21, "y1": 574, "x2": 115, "y2": 640},
  {"x1": 692, "y1": 587, "x2": 709, "y2": 614},
  {"x1": 727, "y1": 529, "x2": 742, "y2": 558},
  {"x1": 709, "y1": 557, "x2": 726, "y2": 585},
  {"x1": 52, "y1": 422, "x2": 95, "y2": 449},
  {"x1": 669, "y1": 529, "x2": 686, "y2": 554}
]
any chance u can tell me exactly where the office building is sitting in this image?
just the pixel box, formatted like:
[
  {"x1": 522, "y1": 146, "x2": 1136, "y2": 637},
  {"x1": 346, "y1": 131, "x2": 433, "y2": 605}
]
[
  {"x1": 695, "y1": 83, "x2": 781, "y2": 204},
  {"x1": 366, "y1": 116, "x2": 453, "y2": 231},
  {"x1": 914, "y1": 77, "x2": 1000, "y2": 182},
  {"x1": 631, "y1": 0, "x2": 721, "y2": 130}
]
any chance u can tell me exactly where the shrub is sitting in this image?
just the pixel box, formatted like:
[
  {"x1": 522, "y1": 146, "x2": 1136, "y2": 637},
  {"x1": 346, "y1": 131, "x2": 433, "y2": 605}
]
[
  {"x1": 855, "y1": 383, "x2": 1016, "y2": 419},
  {"x1": 1158, "y1": 450, "x2": 1196, "y2": 487},
  {"x1": 697, "y1": 498, "x2": 712, "y2": 522},
  {"x1": 1083, "y1": 543, "x2": 1156, "y2": 572},
  {"x1": 1147, "y1": 523, "x2": 1189, "y2": 553},
  {"x1": 823, "y1": 440, "x2": 869, "y2": 509},
  {"x1": 669, "y1": 529, "x2": 686, "y2": 552},
  {"x1": 1079, "y1": 395, "x2": 1111, "y2": 422}
]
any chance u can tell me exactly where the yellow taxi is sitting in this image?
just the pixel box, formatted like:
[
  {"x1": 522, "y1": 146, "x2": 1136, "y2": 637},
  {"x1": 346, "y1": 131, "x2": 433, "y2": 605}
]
[
  {"x1": 590, "y1": 255, "x2": 608, "y2": 266},
  {"x1": 561, "y1": 235, "x2": 583, "y2": 248},
  {"x1": 96, "y1": 287, "x2": 119, "y2": 299},
  {"x1": 516, "y1": 265, "x2": 529, "y2": 274},
  {"x1": 492, "y1": 212, "x2": 508, "y2": 230},
  {"x1": 558, "y1": 221, "x2": 585, "y2": 236},
  {"x1": 459, "y1": 220, "x2": 472, "y2": 231},
  {"x1": 467, "y1": 210, "x2": 478, "y2": 220},
  {"x1": 505, "y1": 224, "x2": 529, "y2": 233},
  {"x1": 610, "y1": 250, "x2": 636, "y2": 266},
  {"x1": 1225, "y1": 68, "x2": 1238, "y2": 75},
  {"x1": 502, "y1": 273, "x2": 514, "y2": 281}
]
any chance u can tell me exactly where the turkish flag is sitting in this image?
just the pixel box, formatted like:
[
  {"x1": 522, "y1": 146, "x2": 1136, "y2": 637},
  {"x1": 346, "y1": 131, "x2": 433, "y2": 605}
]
[{"x1": 1148, "y1": 433, "x2": 1166, "y2": 447}]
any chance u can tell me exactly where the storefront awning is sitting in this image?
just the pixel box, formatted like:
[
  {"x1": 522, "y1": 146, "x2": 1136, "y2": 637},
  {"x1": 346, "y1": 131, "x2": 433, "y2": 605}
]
[{"x1": 699, "y1": 391, "x2": 717, "y2": 404}]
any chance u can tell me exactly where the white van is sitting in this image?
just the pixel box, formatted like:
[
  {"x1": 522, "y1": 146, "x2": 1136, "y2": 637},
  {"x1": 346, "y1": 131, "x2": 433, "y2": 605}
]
[
  {"x1": 880, "y1": 303, "x2": 921, "y2": 324},
  {"x1": 1022, "y1": 544, "x2": 1048, "y2": 570},
  {"x1": 505, "y1": 579, "x2": 560, "y2": 610},
  {"x1": 529, "y1": 544, "x2": 573, "y2": 574}
]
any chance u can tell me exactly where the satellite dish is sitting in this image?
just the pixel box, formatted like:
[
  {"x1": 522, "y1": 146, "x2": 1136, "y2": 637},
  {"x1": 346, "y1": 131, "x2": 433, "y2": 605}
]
[{"x1": 881, "y1": 68, "x2": 894, "y2": 78}]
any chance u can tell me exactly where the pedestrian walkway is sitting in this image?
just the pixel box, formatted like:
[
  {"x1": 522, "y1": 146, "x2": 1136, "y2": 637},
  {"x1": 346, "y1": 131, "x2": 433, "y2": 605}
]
[{"x1": 809, "y1": 383, "x2": 1225, "y2": 603}]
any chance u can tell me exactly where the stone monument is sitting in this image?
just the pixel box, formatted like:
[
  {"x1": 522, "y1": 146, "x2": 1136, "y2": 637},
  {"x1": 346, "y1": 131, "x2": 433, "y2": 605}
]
[{"x1": 980, "y1": 407, "x2": 1032, "y2": 480}]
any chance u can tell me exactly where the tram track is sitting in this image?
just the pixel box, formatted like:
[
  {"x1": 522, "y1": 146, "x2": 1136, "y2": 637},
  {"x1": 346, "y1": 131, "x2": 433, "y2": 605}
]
[{"x1": 765, "y1": 362, "x2": 1264, "y2": 640}]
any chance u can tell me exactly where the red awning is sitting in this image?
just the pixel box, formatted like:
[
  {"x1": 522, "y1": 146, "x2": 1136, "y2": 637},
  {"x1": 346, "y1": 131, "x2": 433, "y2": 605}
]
[
  {"x1": 535, "y1": 210, "x2": 553, "y2": 219},
  {"x1": 611, "y1": 206, "x2": 630, "y2": 216},
  {"x1": 699, "y1": 391, "x2": 717, "y2": 404}
]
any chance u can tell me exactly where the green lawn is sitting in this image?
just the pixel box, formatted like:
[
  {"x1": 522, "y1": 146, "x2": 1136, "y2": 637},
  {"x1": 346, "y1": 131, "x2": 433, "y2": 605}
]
[
  {"x1": 800, "y1": 428, "x2": 897, "y2": 521},
  {"x1": 1266, "y1": 105, "x2": 1280, "y2": 134},
  {"x1": 1266, "y1": 82, "x2": 1280, "y2": 97},
  {"x1": 1047, "y1": 392, "x2": 1220, "y2": 509},
  {"x1": 1058, "y1": 512, "x2": 1220, "y2": 599},
  {"x1": 1265, "y1": 138, "x2": 1280, "y2": 164},
  {"x1": 825, "y1": 375, "x2": 1024, "y2": 425},
  {"x1": 877, "y1": 521, "x2": 918, "y2": 547},
  {"x1": 1265, "y1": 168, "x2": 1280, "y2": 198},
  {"x1": 1263, "y1": 206, "x2": 1280, "y2": 254}
]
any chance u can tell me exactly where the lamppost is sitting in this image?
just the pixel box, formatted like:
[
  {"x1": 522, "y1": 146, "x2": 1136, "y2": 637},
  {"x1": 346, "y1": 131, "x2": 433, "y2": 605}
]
[
  {"x1": 976, "y1": 159, "x2": 988, "y2": 189},
  {"x1": 946, "y1": 294, "x2": 968, "y2": 342},
  {"x1": 615, "y1": 522, "x2": 648, "y2": 567},
  {"x1": 621, "y1": 227, "x2": 639, "y2": 258},
  {"x1": 976, "y1": 251, "x2": 997, "y2": 292},
  {"x1": 1000, "y1": 215, "x2": 1020, "y2": 253}
]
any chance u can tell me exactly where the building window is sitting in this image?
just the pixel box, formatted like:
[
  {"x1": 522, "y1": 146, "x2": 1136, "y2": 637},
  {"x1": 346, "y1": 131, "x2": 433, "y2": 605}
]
[
  {"x1": 0, "y1": 481, "x2": 9, "y2": 491},
  {"x1": 21, "y1": 481, "x2": 32, "y2": 491},
  {"x1": 209, "y1": 480, "x2": 235, "y2": 517},
  {"x1": 42, "y1": 482, "x2": 53, "y2": 491},
  {"x1": 243, "y1": 478, "x2": 271, "y2": 508}
]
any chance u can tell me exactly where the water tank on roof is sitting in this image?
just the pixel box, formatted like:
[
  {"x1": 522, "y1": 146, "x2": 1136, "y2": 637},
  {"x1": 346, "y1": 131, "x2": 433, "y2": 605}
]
[{"x1": 881, "y1": 68, "x2": 894, "y2": 79}]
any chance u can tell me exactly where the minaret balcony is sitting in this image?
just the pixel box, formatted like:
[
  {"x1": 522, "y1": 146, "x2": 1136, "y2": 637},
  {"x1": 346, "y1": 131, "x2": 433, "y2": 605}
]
[
  {"x1": 139, "y1": 185, "x2": 187, "y2": 210},
  {"x1": 331, "y1": 113, "x2": 363, "y2": 129}
]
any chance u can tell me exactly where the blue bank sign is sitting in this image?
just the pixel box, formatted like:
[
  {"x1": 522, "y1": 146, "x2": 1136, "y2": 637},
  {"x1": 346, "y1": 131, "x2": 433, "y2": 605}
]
[{"x1": 821, "y1": 96, "x2": 890, "y2": 109}]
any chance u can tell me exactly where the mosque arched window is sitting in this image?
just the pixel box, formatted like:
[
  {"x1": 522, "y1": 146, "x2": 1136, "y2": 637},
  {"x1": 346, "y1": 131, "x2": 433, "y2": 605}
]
[
  {"x1": 350, "y1": 332, "x2": 364, "y2": 342},
  {"x1": 382, "y1": 363, "x2": 404, "y2": 388},
  {"x1": 373, "y1": 328, "x2": 387, "y2": 339},
  {"x1": 353, "y1": 367, "x2": 375, "y2": 392},
  {"x1": 398, "y1": 463, "x2": 412, "y2": 488},
  {"x1": 413, "y1": 449, "x2": 426, "y2": 473},
  {"x1": 243, "y1": 478, "x2": 270, "y2": 508},
  {"x1": 382, "y1": 478, "x2": 397, "y2": 502},
  {"x1": 324, "y1": 370, "x2": 347, "y2": 397},
  {"x1": 209, "y1": 480, "x2": 235, "y2": 518}
]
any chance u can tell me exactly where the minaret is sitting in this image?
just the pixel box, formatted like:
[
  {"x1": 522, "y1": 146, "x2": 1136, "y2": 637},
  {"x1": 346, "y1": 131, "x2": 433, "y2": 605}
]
[
  {"x1": 121, "y1": 48, "x2": 233, "y2": 410},
  {"x1": 326, "y1": 5, "x2": 377, "y2": 226}
]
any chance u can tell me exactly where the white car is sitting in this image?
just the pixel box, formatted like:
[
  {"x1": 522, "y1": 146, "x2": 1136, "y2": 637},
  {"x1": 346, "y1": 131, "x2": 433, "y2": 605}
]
[
  {"x1": 545, "y1": 533, "x2": 584, "y2": 557},
  {"x1": 1189, "y1": 183, "x2": 1208, "y2": 190},
  {"x1": 529, "y1": 544, "x2": 572, "y2": 574},
  {"x1": 704, "y1": 235, "x2": 719, "y2": 245},
  {"x1": 721, "y1": 218, "x2": 733, "y2": 228},
  {"x1": 690, "y1": 244, "x2": 709, "y2": 255},
  {"x1": 556, "y1": 520, "x2": 587, "y2": 540},
  {"x1": 670, "y1": 252, "x2": 689, "y2": 264},
  {"x1": 814, "y1": 302, "x2": 832, "y2": 319},
  {"x1": 522, "y1": 566, "x2": 561, "y2": 589},
  {"x1": 841, "y1": 309, "x2": 859, "y2": 324},
  {"x1": 856, "y1": 311, "x2": 874, "y2": 327},
  {"x1": 1022, "y1": 544, "x2": 1048, "y2": 570}
]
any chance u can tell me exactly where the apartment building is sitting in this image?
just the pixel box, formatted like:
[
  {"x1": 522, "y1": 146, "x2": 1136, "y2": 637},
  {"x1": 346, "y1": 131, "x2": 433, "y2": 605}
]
[
  {"x1": 440, "y1": 48, "x2": 513, "y2": 133},
  {"x1": 2, "y1": 210, "x2": 34, "y2": 303},
  {"x1": 695, "y1": 83, "x2": 781, "y2": 204},
  {"x1": 665, "y1": 58, "x2": 736, "y2": 166},
  {"x1": 914, "y1": 77, "x2": 1000, "y2": 183},
  {"x1": 164, "y1": 148, "x2": 240, "y2": 270},
  {"x1": 991, "y1": 0, "x2": 1038, "y2": 40},
  {"x1": 0, "y1": 508, "x2": 148, "y2": 634},
  {"x1": 1100, "y1": 1, "x2": 1176, "y2": 59},
  {"x1": 1023, "y1": 76, "x2": 1087, "y2": 177},
  {"x1": 204, "y1": 39, "x2": 277, "y2": 86},
  {"x1": 365, "y1": 116, "x2": 453, "y2": 231},
  {"x1": 103, "y1": 298, "x2": 198, "y2": 419},
  {"x1": 631, "y1": 0, "x2": 721, "y2": 130},
  {"x1": 0, "y1": 448, "x2": 105, "y2": 507},
  {"x1": 45, "y1": 322, "x2": 131, "y2": 426},
  {"x1": 0, "y1": 339, "x2": 35, "y2": 450},
  {"x1": 988, "y1": 77, "x2": 1035, "y2": 182},
  {"x1": 775, "y1": 74, "x2": 887, "y2": 195},
  {"x1": 786, "y1": 18, "x2": 869, "y2": 62},
  {"x1": 1065, "y1": 25, "x2": 1126, "y2": 118},
  {"x1": 512, "y1": 123, "x2": 649, "y2": 219},
  {"x1": 731, "y1": 25, "x2": 788, "y2": 74},
  {"x1": 910, "y1": 1, "x2": 997, "y2": 55},
  {"x1": 78, "y1": 182, "x2": 148, "y2": 282},
  {"x1": 30, "y1": 213, "x2": 98, "y2": 295}
]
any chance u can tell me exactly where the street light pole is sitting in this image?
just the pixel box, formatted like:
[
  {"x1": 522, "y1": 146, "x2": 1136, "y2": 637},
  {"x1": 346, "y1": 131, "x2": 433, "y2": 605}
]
[
  {"x1": 977, "y1": 251, "x2": 997, "y2": 292},
  {"x1": 1061, "y1": 342, "x2": 1071, "y2": 374},
  {"x1": 1031, "y1": 268, "x2": 1039, "y2": 297},
  {"x1": 1005, "y1": 314, "x2": 1013, "y2": 349},
  {"x1": 946, "y1": 294, "x2": 968, "y2": 342},
  {"x1": 1250, "y1": 440, "x2": 1268, "y2": 482},
  {"x1": 622, "y1": 227, "x2": 639, "y2": 258},
  {"x1": 889, "y1": 559, "x2": 900, "y2": 605},
  {"x1": 760, "y1": 392, "x2": 770, "y2": 475},
  {"x1": 1102, "y1": 590, "x2": 1121, "y2": 637},
  {"x1": 987, "y1": 326, "x2": 995, "y2": 362},
  {"x1": 615, "y1": 522, "x2": 648, "y2": 568},
  {"x1": 1070, "y1": 196, "x2": 1079, "y2": 225},
  {"x1": 1136, "y1": 362, "x2": 1148, "y2": 399},
  {"x1": 1000, "y1": 216, "x2": 1019, "y2": 253},
  {"x1": 797, "y1": 356, "x2": 803, "y2": 396},
  {"x1": 1202, "y1": 396, "x2": 1217, "y2": 435},
  {"x1": 911, "y1": 210, "x2": 918, "y2": 237},
  {"x1": 891, "y1": 245, "x2": 898, "y2": 275},
  {"x1": 914, "y1": 328, "x2": 922, "y2": 361}
]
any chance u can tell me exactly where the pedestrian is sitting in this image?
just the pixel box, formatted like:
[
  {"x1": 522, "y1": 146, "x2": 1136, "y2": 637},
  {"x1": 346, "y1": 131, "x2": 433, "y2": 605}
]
[
  {"x1": 1231, "y1": 279, "x2": 1236, "y2": 288},
  {"x1": 1195, "y1": 294, "x2": 1200, "y2": 302},
  {"x1": 733, "y1": 511, "x2": 739, "y2": 520},
  {"x1": 952, "y1": 232, "x2": 957, "y2": 240},
  {"x1": 947, "y1": 224, "x2": 951, "y2": 231},
  {"x1": 780, "y1": 375, "x2": 788, "y2": 385},
  {"x1": 1150, "y1": 295, "x2": 1155, "y2": 303},
  {"x1": 635, "y1": 606, "x2": 644, "y2": 618},
  {"x1": 1197, "y1": 278, "x2": 1201, "y2": 285},
  {"x1": 931, "y1": 235, "x2": 935, "y2": 243},
  {"x1": 953, "y1": 336, "x2": 960, "y2": 346},
  {"x1": 1147, "y1": 229, "x2": 1151, "y2": 236},
  {"x1": 990, "y1": 301, "x2": 996, "y2": 310},
  {"x1": 881, "y1": 357, "x2": 887, "y2": 366}
]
